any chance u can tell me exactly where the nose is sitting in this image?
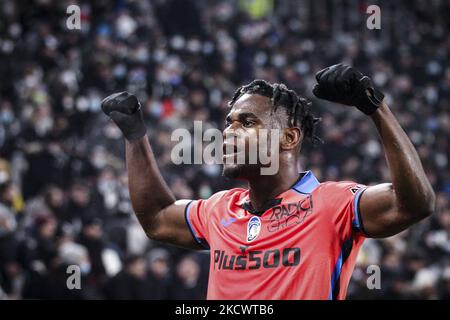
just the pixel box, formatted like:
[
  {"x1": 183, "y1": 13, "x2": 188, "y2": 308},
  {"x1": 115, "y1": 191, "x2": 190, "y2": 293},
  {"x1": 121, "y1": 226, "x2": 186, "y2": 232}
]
[{"x1": 223, "y1": 126, "x2": 237, "y2": 138}]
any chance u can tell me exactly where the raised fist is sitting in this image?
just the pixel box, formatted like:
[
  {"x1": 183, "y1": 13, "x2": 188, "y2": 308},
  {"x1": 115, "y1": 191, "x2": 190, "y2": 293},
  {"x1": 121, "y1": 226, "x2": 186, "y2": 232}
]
[
  {"x1": 312, "y1": 63, "x2": 384, "y2": 115},
  {"x1": 101, "y1": 92, "x2": 147, "y2": 141}
]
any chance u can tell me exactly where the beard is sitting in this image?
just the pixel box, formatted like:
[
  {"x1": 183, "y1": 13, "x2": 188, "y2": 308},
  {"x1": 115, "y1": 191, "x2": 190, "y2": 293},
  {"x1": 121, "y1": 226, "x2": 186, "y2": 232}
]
[{"x1": 222, "y1": 163, "x2": 262, "y2": 180}]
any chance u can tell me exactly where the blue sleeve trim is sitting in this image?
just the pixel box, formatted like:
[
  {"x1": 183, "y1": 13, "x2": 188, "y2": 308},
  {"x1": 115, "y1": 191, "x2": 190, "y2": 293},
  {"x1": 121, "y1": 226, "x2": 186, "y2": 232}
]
[
  {"x1": 352, "y1": 187, "x2": 369, "y2": 236},
  {"x1": 184, "y1": 200, "x2": 210, "y2": 250}
]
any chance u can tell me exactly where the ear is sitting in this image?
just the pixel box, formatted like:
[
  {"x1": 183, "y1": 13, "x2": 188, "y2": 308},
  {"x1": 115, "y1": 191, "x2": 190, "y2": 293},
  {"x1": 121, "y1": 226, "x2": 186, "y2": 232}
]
[{"x1": 280, "y1": 127, "x2": 302, "y2": 150}]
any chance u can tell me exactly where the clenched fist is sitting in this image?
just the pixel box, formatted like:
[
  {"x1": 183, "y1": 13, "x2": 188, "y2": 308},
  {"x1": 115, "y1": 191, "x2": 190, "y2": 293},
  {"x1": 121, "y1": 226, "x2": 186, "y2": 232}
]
[
  {"x1": 101, "y1": 92, "x2": 147, "y2": 141},
  {"x1": 312, "y1": 63, "x2": 384, "y2": 115}
]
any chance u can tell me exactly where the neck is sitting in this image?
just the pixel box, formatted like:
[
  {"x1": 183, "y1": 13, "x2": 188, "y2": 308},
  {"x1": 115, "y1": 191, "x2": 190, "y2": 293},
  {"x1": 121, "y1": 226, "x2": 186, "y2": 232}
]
[{"x1": 247, "y1": 156, "x2": 301, "y2": 211}]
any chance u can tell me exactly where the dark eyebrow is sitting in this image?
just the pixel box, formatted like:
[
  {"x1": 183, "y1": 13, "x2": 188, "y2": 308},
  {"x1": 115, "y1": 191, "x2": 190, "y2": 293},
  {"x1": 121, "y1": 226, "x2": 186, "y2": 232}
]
[
  {"x1": 225, "y1": 112, "x2": 259, "y2": 125},
  {"x1": 238, "y1": 112, "x2": 259, "y2": 120},
  {"x1": 225, "y1": 112, "x2": 259, "y2": 123}
]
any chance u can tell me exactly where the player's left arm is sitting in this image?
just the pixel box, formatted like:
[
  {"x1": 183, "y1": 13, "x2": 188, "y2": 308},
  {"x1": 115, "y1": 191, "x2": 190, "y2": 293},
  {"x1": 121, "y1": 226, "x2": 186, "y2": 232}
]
[
  {"x1": 358, "y1": 102, "x2": 435, "y2": 237},
  {"x1": 313, "y1": 64, "x2": 436, "y2": 238}
]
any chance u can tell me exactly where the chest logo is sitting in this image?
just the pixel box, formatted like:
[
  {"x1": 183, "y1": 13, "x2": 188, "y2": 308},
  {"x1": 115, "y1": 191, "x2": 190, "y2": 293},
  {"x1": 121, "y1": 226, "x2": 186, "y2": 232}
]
[
  {"x1": 247, "y1": 216, "x2": 261, "y2": 242},
  {"x1": 267, "y1": 194, "x2": 313, "y2": 232}
]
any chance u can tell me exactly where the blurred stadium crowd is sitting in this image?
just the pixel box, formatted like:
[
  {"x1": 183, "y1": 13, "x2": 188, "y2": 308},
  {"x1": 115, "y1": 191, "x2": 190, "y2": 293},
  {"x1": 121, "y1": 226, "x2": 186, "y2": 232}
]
[{"x1": 0, "y1": 0, "x2": 449, "y2": 299}]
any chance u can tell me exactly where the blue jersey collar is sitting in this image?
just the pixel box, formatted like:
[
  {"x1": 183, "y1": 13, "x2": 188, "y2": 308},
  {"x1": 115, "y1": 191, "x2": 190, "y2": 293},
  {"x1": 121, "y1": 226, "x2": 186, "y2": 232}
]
[{"x1": 291, "y1": 170, "x2": 320, "y2": 194}]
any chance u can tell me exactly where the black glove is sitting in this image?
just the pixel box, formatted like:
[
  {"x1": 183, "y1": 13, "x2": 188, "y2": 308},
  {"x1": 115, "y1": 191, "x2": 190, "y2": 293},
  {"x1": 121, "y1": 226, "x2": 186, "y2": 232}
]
[
  {"x1": 101, "y1": 91, "x2": 147, "y2": 141},
  {"x1": 312, "y1": 63, "x2": 384, "y2": 115}
]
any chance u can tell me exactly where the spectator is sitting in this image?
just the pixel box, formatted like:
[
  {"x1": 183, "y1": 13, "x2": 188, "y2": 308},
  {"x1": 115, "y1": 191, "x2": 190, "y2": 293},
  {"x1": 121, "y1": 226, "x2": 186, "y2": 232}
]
[
  {"x1": 104, "y1": 255, "x2": 148, "y2": 300},
  {"x1": 169, "y1": 254, "x2": 205, "y2": 300},
  {"x1": 143, "y1": 248, "x2": 172, "y2": 300}
]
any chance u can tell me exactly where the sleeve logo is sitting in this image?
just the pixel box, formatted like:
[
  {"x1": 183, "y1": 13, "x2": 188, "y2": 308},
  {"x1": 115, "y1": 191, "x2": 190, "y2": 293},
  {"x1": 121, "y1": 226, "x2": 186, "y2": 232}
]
[{"x1": 350, "y1": 184, "x2": 364, "y2": 194}]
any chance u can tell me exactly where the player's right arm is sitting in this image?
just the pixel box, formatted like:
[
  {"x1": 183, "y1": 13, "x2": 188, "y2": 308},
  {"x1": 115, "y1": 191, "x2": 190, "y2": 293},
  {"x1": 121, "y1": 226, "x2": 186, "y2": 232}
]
[{"x1": 101, "y1": 92, "x2": 203, "y2": 250}]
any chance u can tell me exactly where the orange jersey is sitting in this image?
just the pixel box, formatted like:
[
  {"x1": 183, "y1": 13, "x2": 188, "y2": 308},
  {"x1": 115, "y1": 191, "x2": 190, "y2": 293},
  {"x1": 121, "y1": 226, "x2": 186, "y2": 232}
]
[{"x1": 185, "y1": 171, "x2": 368, "y2": 300}]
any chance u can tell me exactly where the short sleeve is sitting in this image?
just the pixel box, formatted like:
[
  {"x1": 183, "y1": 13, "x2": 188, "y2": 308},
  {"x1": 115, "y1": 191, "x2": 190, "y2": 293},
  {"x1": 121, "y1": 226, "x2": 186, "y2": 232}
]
[
  {"x1": 184, "y1": 190, "x2": 229, "y2": 249},
  {"x1": 320, "y1": 181, "x2": 369, "y2": 236}
]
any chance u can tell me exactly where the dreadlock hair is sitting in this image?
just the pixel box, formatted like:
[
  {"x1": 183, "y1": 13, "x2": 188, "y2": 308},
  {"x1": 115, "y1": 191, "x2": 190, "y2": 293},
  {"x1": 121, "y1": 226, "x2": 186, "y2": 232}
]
[{"x1": 228, "y1": 79, "x2": 322, "y2": 145}]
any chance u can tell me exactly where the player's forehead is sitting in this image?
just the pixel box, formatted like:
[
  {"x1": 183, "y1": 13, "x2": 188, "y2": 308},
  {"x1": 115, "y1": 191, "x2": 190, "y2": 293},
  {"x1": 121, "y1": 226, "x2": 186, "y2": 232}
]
[{"x1": 227, "y1": 93, "x2": 271, "y2": 119}]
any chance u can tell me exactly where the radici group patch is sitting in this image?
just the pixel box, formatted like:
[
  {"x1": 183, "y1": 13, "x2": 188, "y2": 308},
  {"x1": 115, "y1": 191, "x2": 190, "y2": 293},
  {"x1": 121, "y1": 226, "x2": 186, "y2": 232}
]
[{"x1": 247, "y1": 216, "x2": 261, "y2": 242}]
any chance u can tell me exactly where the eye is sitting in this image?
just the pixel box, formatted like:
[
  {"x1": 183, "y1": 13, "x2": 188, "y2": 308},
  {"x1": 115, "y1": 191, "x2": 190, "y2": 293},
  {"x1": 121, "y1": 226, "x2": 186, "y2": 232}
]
[{"x1": 243, "y1": 120, "x2": 254, "y2": 128}]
